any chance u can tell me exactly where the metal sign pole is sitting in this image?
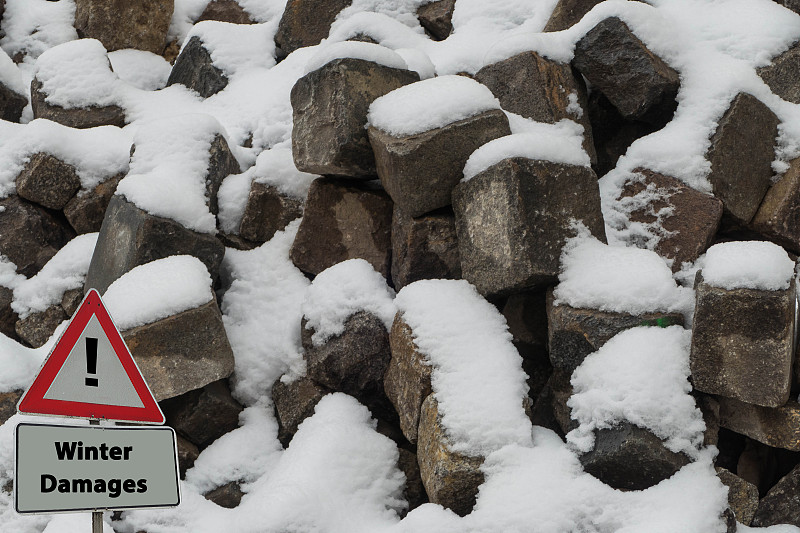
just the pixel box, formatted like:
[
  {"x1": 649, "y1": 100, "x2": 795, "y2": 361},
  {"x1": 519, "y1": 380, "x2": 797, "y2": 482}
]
[{"x1": 89, "y1": 419, "x2": 102, "y2": 533}]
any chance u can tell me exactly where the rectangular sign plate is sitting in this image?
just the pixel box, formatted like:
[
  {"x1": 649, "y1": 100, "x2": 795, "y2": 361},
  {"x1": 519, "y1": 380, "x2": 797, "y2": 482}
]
[{"x1": 15, "y1": 423, "x2": 180, "y2": 514}]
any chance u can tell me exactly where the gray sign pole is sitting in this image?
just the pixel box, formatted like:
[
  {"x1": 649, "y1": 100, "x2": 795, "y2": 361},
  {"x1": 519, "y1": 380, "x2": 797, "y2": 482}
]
[{"x1": 90, "y1": 419, "x2": 102, "y2": 533}]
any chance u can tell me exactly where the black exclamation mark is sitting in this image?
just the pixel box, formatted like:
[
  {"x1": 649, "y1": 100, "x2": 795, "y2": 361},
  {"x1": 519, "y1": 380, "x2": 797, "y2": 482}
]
[{"x1": 85, "y1": 337, "x2": 98, "y2": 387}]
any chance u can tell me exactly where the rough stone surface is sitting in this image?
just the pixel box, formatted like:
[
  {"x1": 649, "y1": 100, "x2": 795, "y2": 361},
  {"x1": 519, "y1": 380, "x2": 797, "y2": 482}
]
[
  {"x1": 85, "y1": 195, "x2": 225, "y2": 295},
  {"x1": 778, "y1": 0, "x2": 800, "y2": 14},
  {"x1": 291, "y1": 58, "x2": 419, "y2": 178},
  {"x1": 452, "y1": 158, "x2": 606, "y2": 296},
  {"x1": 0, "y1": 78, "x2": 27, "y2": 122},
  {"x1": 15, "y1": 305, "x2": 67, "y2": 348},
  {"x1": 197, "y1": 0, "x2": 255, "y2": 24},
  {"x1": 289, "y1": 178, "x2": 393, "y2": 278},
  {"x1": 204, "y1": 481, "x2": 244, "y2": 508},
  {"x1": 272, "y1": 376, "x2": 329, "y2": 447},
  {"x1": 752, "y1": 156, "x2": 800, "y2": 253},
  {"x1": 718, "y1": 396, "x2": 800, "y2": 452},
  {"x1": 398, "y1": 448, "x2": 428, "y2": 515},
  {"x1": 275, "y1": 0, "x2": 353, "y2": 55},
  {"x1": 302, "y1": 312, "x2": 392, "y2": 417},
  {"x1": 706, "y1": 92, "x2": 780, "y2": 225},
  {"x1": 239, "y1": 182, "x2": 303, "y2": 243},
  {"x1": 690, "y1": 275, "x2": 795, "y2": 408},
  {"x1": 15, "y1": 153, "x2": 81, "y2": 210},
  {"x1": 205, "y1": 134, "x2": 241, "y2": 217},
  {"x1": 391, "y1": 206, "x2": 461, "y2": 291},
  {"x1": 167, "y1": 36, "x2": 228, "y2": 98},
  {"x1": 63, "y1": 175, "x2": 122, "y2": 235},
  {"x1": 543, "y1": 0, "x2": 605, "y2": 32},
  {"x1": 579, "y1": 422, "x2": 691, "y2": 490},
  {"x1": 573, "y1": 17, "x2": 680, "y2": 122},
  {"x1": 619, "y1": 169, "x2": 723, "y2": 270},
  {"x1": 416, "y1": 0, "x2": 456, "y2": 40},
  {"x1": 544, "y1": 369, "x2": 579, "y2": 436},
  {"x1": 0, "y1": 195, "x2": 75, "y2": 278},
  {"x1": 370, "y1": 109, "x2": 511, "y2": 218},
  {"x1": 61, "y1": 287, "x2": 84, "y2": 317},
  {"x1": 385, "y1": 314, "x2": 432, "y2": 445},
  {"x1": 176, "y1": 435, "x2": 199, "y2": 479},
  {"x1": 547, "y1": 292, "x2": 685, "y2": 375},
  {"x1": 716, "y1": 467, "x2": 759, "y2": 526},
  {"x1": 752, "y1": 463, "x2": 800, "y2": 527},
  {"x1": 122, "y1": 299, "x2": 235, "y2": 401},
  {"x1": 161, "y1": 380, "x2": 243, "y2": 449},
  {"x1": 0, "y1": 390, "x2": 23, "y2": 426},
  {"x1": 758, "y1": 41, "x2": 800, "y2": 104},
  {"x1": 30, "y1": 78, "x2": 126, "y2": 129},
  {"x1": 417, "y1": 394, "x2": 484, "y2": 517},
  {"x1": 0, "y1": 286, "x2": 19, "y2": 340},
  {"x1": 503, "y1": 290, "x2": 552, "y2": 401},
  {"x1": 475, "y1": 51, "x2": 595, "y2": 163},
  {"x1": 74, "y1": 0, "x2": 174, "y2": 54}
]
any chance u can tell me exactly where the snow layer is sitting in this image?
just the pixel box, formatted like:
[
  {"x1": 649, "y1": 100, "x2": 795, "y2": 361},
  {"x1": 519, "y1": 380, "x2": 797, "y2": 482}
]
[
  {"x1": 554, "y1": 232, "x2": 692, "y2": 316},
  {"x1": 0, "y1": 47, "x2": 26, "y2": 96},
  {"x1": 103, "y1": 256, "x2": 214, "y2": 331},
  {"x1": 302, "y1": 259, "x2": 396, "y2": 346},
  {"x1": 186, "y1": 21, "x2": 278, "y2": 79},
  {"x1": 702, "y1": 241, "x2": 795, "y2": 291},
  {"x1": 368, "y1": 75, "x2": 501, "y2": 136},
  {"x1": 12, "y1": 233, "x2": 98, "y2": 319},
  {"x1": 1, "y1": 0, "x2": 77, "y2": 62},
  {"x1": 108, "y1": 50, "x2": 172, "y2": 91},
  {"x1": 395, "y1": 280, "x2": 531, "y2": 456},
  {"x1": 567, "y1": 326, "x2": 705, "y2": 457},
  {"x1": 305, "y1": 41, "x2": 408, "y2": 75}
]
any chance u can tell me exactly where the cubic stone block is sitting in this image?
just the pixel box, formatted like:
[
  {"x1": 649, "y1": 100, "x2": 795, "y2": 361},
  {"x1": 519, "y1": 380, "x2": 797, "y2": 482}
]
[
  {"x1": 31, "y1": 78, "x2": 126, "y2": 129},
  {"x1": 416, "y1": 0, "x2": 455, "y2": 40},
  {"x1": 690, "y1": 275, "x2": 795, "y2": 408},
  {"x1": 543, "y1": 0, "x2": 605, "y2": 32},
  {"x1": 122, "y1": 299, "x2": 235, "y2": 401},
  {"x1": 452, "y1": 158, "x2": 606, "y2": 296},
  {"x1": 573, "y1": 17, "x2": 680, "y2": 122},
  {"x1": 752, "y1": 463, "x2": 800, "y2": 527},
  {"x1": 752, "y1": 156, "x2": 800, "y2": 253},
  {"x1": 370, "y1": 109, "x2": 511, "y2": 218},
  {"x1": 167, "y1": 36, "x2": 228, "y2": 98},
  {"x1": 706, "y1": 92, "x2": 780, "y2": 225},
  {"x1": 15, "y1": 153, "x2": 81, "y2": 210},
  {"x1": 289, "y1": 178, "x2": 392, "y2": 278},
  {"x1": 161, "y1": 380, "x2": 243, "y2": 448},
  {"x1": 85, "y1": 195, "x2": 225, "y2": 294},
  {"x1": 272, "y1": 376, "x2": 330, "y2": 447},
  {"x1": 275, "y1": 0, "x2": 353, "y2": 55},
  {"x1": 74, "y1": 0, "x2": 174, "y2": 54},
  {"x1": 758, "y1": 41, "x2": 800, "y2": 104},
  {"x1": 291, "y1": 58, "x2": 419, "y2": 177},
  {"x1": 417, "y1": 394, "x2": 484, "y2": 517},
  {"x1": 63, "y1": 175, "x2": 122, "y2": 234},
  {"x1": 718, "y1": 396, "x2": 800, "y2": 451},
  {"x1": 716, "y1": 467, "x2": 759, "y2": 526},
  {"x1": 239, "y1": 182, "x2": 303, "y2": 243}
]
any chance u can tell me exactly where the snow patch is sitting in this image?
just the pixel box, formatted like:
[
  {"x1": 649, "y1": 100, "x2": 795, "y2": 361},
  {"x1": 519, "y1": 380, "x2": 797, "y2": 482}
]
[
  {"x1": 702, "y1": 240, "x2": 795, "y2": 291},
  {"x1": 304, "y1": 40, "x2": 408, "y2": 75}
]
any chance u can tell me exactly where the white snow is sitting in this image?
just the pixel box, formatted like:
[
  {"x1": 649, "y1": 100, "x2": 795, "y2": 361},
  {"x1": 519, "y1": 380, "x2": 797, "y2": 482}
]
[
  {"x1": 395, "y1": 280, "x2": 531, "y2": 456},
  {"x1": 12, "y1": 233, "x2": 98, "y2": 319},
  {"x1": 554, "y1": 231, "x2": 693, "y2": 316},
  {"x1": 108, "y1": 49, "x2": 172, "y2": 91},
  {"x1": 368, "y1": 75, "x2": 501, "y2": 136},
  {"x1": 186, "y1": 21, "x2": 278, "y2": 79},
  {"x1": 103, "y1": 255, "x2": 214, "y2": 331},
  {"x1": 304, "y1": 40, "x2": 408, "y2": 75},
  {"x1": 302, "y1": 259, "x2": 396, "y2": 346},
  {"x1": 393, "y1": 48, "x2": 435, "y2": 79},
  {"x1": 702, "y1": 240, "x2": 796, "y2": 291},
  {"x1": 566, "y1": 326, "x2": 705, "y2": 457},
  {"x1": 462, "y1": 120, "x2": 590, "y2": 181},
  {"x1": 0, "y1": 0, "x2": 77, "y2": 63},
  {"x1": 0, "y1": 47, "x2": 27, "y2": 97}
]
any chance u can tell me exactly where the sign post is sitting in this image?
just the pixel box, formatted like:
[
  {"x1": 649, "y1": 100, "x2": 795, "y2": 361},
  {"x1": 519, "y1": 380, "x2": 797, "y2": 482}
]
[{"x1": 14, "y1": 289, "x2": 180, "y2": 529}]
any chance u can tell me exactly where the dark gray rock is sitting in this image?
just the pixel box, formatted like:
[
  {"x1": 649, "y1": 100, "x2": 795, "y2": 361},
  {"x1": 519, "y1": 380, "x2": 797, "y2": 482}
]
[
  {"x1": 289, "y1": 178, "x2": 392, "y2": 278},
  {"x1": 706, "y1": 92, "x2": 780, "y2": 225},
  {"x1": 291, "y1": 58, "x2": 419, "y2": 177},
  {"x1": 63, "y1": 174, "x2": 122, "y2": 234},
  {"x1": 718, "y1": 396, "x2": 800, "y2": 451},
  {"x1": 0, "y1": 286, "x2": 19, "y2": 340},
  {"x1": 161, "y1": 380, "x2": 243, "y2": 449},
  {"x1": 573, "y1": 17, "x2": 679, "y2": 123},
  {"x1": 15, "y1": 306, "x2": 67, "y2": 348},
  {"x1": 61, "y1": 287, "x2": 84, "y2": 317},
  {"x1": 0, "y1": 195, "x2": 75, "y2": 278},
  {"x1": 370, "y1": 109, "x2": 511, "y2": 218},
  {"x1": 167, "y1": 36, "x2": 228, "y2": 98},
  {"x1": 176, "y1": 435, "x2": 199, "y2": 479},
  {"x1": 122, "y1": 299, "x2": 235, "y2": 401},
  {"x1": 777, "y1": 0, "x2": 800, "y2": 14},
  {"x1": 85, "y1": 195, "x2": 225, "y2": 294},
  {"x1": 752, "y1": 462, "x2": 800, "y2": 527},
  {"x1": 398, "y1": 448, "x2": 428, "y2": 516},
  {"x1": 204, "y1": 481, "x2": 244, "y2": 508},
  {"x1": 16, "y1": 153, "x2": 81, "y2": 210},
  {"x1": 502, "y1": 290, "x2": 552, "y2": 401},
  {"x1": 31, "y1": 78, "x2": 126, "y2": 129},
  {"x1": 543, "y1": 0, "x2": 605, "y2": 32},
  {"x1": 0, "y1": 390, "x2": 23, "y2": 426},
  {"x1": 579, "y1": 422, "x2": 691, "y2": 490},
  {"x1": 416, "y1": 0, "x2": 455, "y2": 40},
  {"x1": 391, "y1": 206, "x2": 460, "y2": 291},
  {"x1": 196, "y1": 0, "x2": 255, "y2": 24},
  {"x1": 452, "y1": 158, "x2": 606, "y2": 296},
  {"x1": 205, "y1": 134, "x2": 241, "y2": 217},
  {"x1": 239, "y1": 182, "x2": 303, "y2": 243},
  {"x1": 272, "y1": 376, "x2": 329, "y2": 447},
  {"x1": 716, "y1": 467, "x2": 759, "y2": 526},
  {"x1": 0, "y1": 75, "x2": 27, "y2": 122},
  {"x1": 74, "y1": 0, "x2": 174, "y2": 54},
  {"x1": 752, "y1": 156, "x2": 800, "y2": 253},
  {"x1": 275, "y1": 0, "x2": 353, "y2": 55},
  {"x1": 690, "y1": 274, "x2": 795, "y2": 408},
  {"x1": 758, "y1": 41, "x2": 800, "y2": 104}
]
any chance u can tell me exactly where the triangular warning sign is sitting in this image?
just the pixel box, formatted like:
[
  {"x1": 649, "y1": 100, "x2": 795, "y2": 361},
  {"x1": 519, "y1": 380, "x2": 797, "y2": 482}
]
[{"x1": 17, "y1": 289, "x2": 164, "y2": 424}]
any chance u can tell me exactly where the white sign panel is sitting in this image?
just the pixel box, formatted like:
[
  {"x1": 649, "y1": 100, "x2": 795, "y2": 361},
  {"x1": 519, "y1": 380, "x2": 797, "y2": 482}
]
[{"x1": 15, "y1": 423, "x2": 180, "y2": 513}]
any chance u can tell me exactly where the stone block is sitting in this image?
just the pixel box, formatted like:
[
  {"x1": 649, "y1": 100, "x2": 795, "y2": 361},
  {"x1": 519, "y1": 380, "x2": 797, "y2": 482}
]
[
  {"x1": 573, "y1": 17, "x2": 679, "y2": 122},
  {"x1": 718, "y1": 396, "x2": 800, "y2": 451},
  {"x1": 0, "y1": 390, "x2": 22, "y2": 426},
  {"x1": 63, "y1": 175, "x2": 122, "y2": 235},
  {"x1": 289, "y1": 178, "x2": 392, "y2": 278},
  {"x1": 30, "y1": 78, "x2": 126, "y2": 129},
  {"x1": 398, "y1": 448, "x2": 428, "y2": 515},
  {"x1": 752, "y1": 462, "x2": 800, "y2": 527},
  {"x1": 15, "y1": 153, "x2": 81, "y2": 210},
  {"x1": 417, "y1": 394, "x2": 483, "y2": 517},
  {"x1": 275, "y1": 0, "x2": 353, "y2": 55},
  {"x1": 15, "y1": 306, "x2": 67, "y2": 349},
  {"x1": 752, "y1": 156, "x2": 800, "y2": 253},
  {"x1": 706, "y1": 92, "x2": 780, "y2": 225},
  {"x1": 204, "y1": 481, "x2": 243, "y2": 508},
  {"x1": 502, "y1": 290, "x2": 552, "y2": 400},
  {"x1": 122, "y1": 299, "x2": 235, "y2": 401},
  {"x1": 61, "y1": 287, "x2": 84, "y2": 317},
  {"x1": 161, "y1": 380, "x2": 243, "y2": 448},
  {"x1": 0, "y1": 286, "x2": 19, "y2": 340},
  {"x1": 370, "y1": 109, "x2": 510, "y2": 218},
  {"x1": 176, "y1": 435, "x2": 199, "y2": 478},
  {"x1": 196, "y1": 0, "x2": 255, "y2": 24},
  {"x1": 391, "y1": 206, "x2": 460, "y2": 291},
  {"x1": 579, "y1": 422, "x2": 690, "y2": 490},
  {"x1": 74, "y1": 0, "x2": 174, "y2": 54},
  {"x1": 452, "y1": 158, "x2": 605, "y2": 296},
  {"x1": 543, "y1": 0, "x2": 605, "y2": 32},
  {"x1": 0, "y1": 76, "x2": 26, "y2": 122},
  {"x1": 239, "y1": 182, "x2": 303, "y2": 243},
  {"x1": 85, "y1": 195, "x2": 225, "y2": 294},
  {"x1": 272, "y1": 376, "x2": 329, "y2": 447},
  {"x1": 758, "y1": 41, "x2": 800, "y2": 104},
  {"x1": 690, "y1": 275, "x2": 795, "y2": 407},
  {"x1": 167, "y1": 36, "x2": 228, "y2": 98},
  {"x1": 416, "y1": 0, "x2": 455, "y2": 40},
  {"x1": 716, "y1": 467, "x2": 759, "y2": 526},
  {"x1": 291, "y1": 58, "x2": 419, "y2": 177}
]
